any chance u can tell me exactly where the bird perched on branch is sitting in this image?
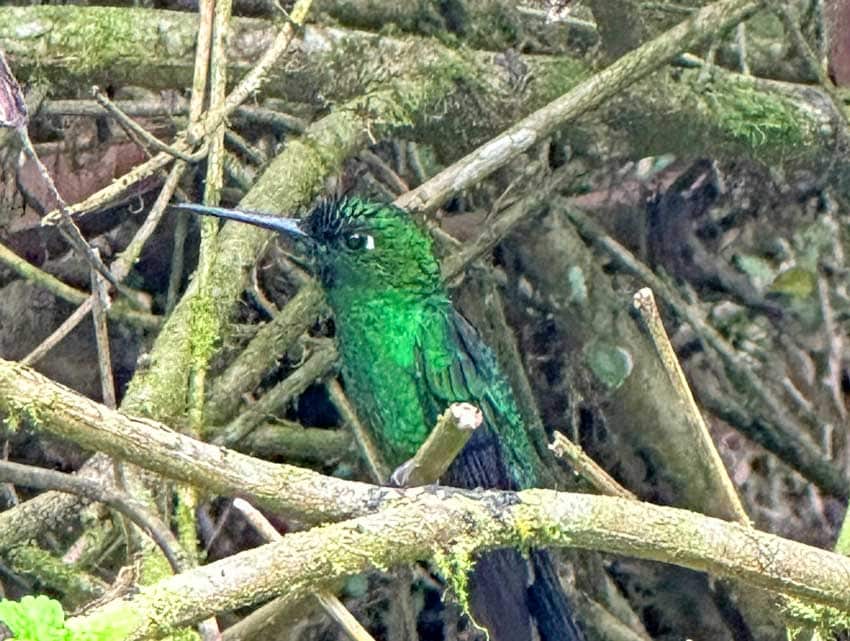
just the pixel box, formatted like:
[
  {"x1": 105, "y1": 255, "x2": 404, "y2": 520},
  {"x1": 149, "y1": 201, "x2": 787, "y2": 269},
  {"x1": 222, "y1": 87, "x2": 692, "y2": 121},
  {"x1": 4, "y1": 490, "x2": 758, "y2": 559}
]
[{"x1": 175, "y1": 197, "x2": 584, "y2": 641}]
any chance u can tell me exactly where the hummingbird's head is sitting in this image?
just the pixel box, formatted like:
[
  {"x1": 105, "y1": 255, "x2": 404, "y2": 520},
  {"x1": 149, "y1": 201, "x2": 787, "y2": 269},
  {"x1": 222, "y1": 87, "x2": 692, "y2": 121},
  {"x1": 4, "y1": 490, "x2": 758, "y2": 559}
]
[
  {"x1": 303, "y1": 197, "x2": 442, "y2": 296},
  {"x1": 173, "y1": 197, "x2": 443, "y2": 297}
]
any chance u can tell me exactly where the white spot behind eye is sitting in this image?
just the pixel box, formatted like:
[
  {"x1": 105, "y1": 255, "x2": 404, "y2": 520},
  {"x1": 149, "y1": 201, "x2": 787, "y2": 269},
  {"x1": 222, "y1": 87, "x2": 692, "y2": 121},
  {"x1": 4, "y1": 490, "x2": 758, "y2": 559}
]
[{"x1": 365, "y1": 235, "x2": 375, "y2": 250}]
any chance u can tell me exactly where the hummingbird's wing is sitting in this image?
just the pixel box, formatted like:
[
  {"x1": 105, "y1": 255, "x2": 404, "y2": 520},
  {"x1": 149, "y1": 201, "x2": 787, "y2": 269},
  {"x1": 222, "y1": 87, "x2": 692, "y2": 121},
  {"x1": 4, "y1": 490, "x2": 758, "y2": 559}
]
[
  {"x1": 414, "y1": 309, "x2": 585, "y2": 641},
  {"x1": 415, "y1": 308, "x2": 540, "y2": 489}
]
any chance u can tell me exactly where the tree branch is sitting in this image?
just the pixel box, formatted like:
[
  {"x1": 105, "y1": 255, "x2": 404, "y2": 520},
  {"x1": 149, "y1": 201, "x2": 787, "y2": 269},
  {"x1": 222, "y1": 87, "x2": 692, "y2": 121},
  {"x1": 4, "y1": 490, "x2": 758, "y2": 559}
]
[{"x1": 67, "y1": 488, "x2": 850, "y2": 641}]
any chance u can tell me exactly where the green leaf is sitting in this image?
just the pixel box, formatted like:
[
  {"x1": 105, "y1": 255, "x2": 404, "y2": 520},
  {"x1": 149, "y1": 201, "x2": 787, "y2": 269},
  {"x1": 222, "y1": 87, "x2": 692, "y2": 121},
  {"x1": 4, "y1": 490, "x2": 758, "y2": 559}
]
[
  {"x1": 769, "y1": 266, "x2": 815, "y2": 299},
  {"x1": 733, "y1": 253, "x2": 775, "y2": 291},
  {"x1": 0, "y1": 596, "x2": 69, "y2": 641},
  {"x1": 585, "y1": 341, "x2": 634, "y2": 390}
]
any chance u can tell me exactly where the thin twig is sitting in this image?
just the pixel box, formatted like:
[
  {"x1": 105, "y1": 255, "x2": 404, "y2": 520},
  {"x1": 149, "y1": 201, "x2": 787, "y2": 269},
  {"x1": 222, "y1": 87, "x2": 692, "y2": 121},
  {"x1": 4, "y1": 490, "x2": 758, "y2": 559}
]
[
  {"x1": 327, "y1": 380, "x2": 389, "y2": 483},
  {"x1": 167, "y1": 212, "x2": 189, "y2": 314},
  {"x1": 113, "y1": 161, "x2": 189, "y2": 282},
  {"x1": 390, "y1": 403, "x2": 481, "y2": 487},
  {"x1": 187, "y1": 0, "x2": 231, "y2": 435},
  {"x1": 549, "y1": 432, "x2": 635, "y2": 500},
  {"x1": 632, "y1": 287, "x2": 748, "y2": 523},
  {"x1": 39, "y1": 99, "x2": 307, "y2": 133},
  {"x1": 16, "y1": 128, "x2": 127, "y2": 295},
  {"x1": 21, "y1": 299, "x2": 93, "y2": 366},
  {"x1": 90, "y1": 246, "x2": 128, "y2": 529},
  {"x1": 816, "y1": 275, "x2": 846, "y2": 420},
  {"x1": 0, "y1": 461, "x2": 186, "y2": 573},
  {"x1": 189, "y1": 0, "x2": 315, "y2": 144},
  {"x1": 360, "y1": 150, "x2": 409, "y2": 195},
  {"x1": 92, "y1": 87, "x2": 197, "y2": 162},
  {"x1": 180, "y1": 5, "x2": 227, "y2": 640},
  {"x1": 89, "y1": 249, "x2": 117, "y2": 410},
  {"x1": 232, "y1": 498, "x2": 379, "y2": 641},
  {"x1": 213, "y1": 339, "x2": 336, "y2": 446}
]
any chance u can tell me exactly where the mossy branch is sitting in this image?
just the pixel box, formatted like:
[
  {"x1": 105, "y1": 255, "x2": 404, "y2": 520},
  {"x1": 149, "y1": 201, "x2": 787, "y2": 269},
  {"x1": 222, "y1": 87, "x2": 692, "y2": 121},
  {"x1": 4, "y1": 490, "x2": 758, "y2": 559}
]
[
  {"x1": 2, "y1": 356, "x2": 850, "y2": 640},
  {"x1": 0, "y1": 243, "x2": 160, "y2": 330},
  {"x1": 203, "y1": 283, "x2": 326, "y2": 426},
  {"x1": 0, "y1": 3, "x2": 839, "y2": 176},
  {"x1": 0, "y1": 357, "x2": 388, "y2": 525},
  {"x1": 64, "y1": 488, "x2": 850, "y2": 641}
]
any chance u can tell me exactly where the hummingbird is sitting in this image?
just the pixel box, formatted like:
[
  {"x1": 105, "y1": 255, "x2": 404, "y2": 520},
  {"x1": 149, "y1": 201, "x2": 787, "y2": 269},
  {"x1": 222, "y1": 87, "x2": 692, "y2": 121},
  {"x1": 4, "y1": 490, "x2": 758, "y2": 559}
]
[{"x1": 176, "y1": 197, "x2": 585, "y2": 641}]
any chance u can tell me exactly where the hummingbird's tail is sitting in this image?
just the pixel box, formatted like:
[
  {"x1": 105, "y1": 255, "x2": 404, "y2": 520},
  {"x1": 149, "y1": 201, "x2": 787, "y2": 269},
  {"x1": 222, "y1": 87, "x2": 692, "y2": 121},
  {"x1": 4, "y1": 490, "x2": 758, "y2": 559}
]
[
  {"x1": 466, "y1": 548, "x2": 584, "y2": 641},
  {"x1": 467, "y1": 549, "x2": 534, "y2": 641},
  {"x1": 441, "y1": 426, "x2": 585, "y2": 641},
  {"x1": 528, "y1": 549, "x2": 585, "y2": 641}
]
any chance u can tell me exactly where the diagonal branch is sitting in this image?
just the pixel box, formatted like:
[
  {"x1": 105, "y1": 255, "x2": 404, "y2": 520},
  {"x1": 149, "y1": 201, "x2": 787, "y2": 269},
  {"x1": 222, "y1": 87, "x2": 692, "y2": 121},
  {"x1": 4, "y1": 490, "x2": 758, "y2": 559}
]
[{"x1": 396, "y1": 0, "x2": 765, "y2": 214}]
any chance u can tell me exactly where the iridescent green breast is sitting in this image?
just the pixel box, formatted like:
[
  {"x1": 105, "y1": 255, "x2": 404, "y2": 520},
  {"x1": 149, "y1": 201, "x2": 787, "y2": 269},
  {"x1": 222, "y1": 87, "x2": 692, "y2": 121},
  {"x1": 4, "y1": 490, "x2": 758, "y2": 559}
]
[{"x1": 332, "y1": 291, "x2": 452, "y2": 466}]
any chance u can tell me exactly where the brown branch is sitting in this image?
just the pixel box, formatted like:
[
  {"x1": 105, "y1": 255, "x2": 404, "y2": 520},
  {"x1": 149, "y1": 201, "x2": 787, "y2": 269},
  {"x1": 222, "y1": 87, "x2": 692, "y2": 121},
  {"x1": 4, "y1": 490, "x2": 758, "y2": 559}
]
[
  {"x1": 390, "y1": 403, "x2": 481, "y2": 487},
  {"x1": 69, "y1": 489, "x2": 850, "y2": 641},
  {"x1": 0, "y1": 460, "x2": 186, "y2": 573},
  {"x1": 396, "y1": 0, "x2": 764, "y2": 214}
]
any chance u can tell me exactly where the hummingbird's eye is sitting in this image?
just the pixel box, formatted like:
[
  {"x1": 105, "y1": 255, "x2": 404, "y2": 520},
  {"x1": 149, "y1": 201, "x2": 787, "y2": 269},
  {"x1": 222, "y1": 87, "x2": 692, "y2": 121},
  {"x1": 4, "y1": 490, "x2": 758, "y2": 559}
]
[{"x1": 344, "y1": 233, "x2": 375, "y2": 251}]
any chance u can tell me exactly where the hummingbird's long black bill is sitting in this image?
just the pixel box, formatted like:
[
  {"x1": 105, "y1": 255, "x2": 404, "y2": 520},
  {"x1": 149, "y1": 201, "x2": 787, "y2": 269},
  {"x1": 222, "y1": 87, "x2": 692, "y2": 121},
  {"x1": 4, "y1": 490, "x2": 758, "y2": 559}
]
[{"x1": 171, "y1": 203, "x2": 308, "y2": 239}]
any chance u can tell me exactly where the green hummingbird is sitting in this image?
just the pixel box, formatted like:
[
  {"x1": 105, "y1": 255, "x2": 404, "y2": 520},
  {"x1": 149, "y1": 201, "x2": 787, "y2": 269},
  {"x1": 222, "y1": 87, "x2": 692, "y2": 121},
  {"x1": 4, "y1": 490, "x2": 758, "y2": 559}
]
[{"x1": 176, "y1": 197, "x2": 584, "y2": 641}]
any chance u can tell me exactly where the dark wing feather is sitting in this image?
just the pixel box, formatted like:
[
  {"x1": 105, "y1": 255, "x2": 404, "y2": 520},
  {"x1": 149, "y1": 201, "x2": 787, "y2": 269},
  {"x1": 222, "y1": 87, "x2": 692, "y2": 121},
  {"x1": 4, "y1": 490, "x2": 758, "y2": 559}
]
[
  {"x1": 415, "y1": 308, "x2": 539, "y2": 489},
  {"x1": 530, "y1": 550, "x2": 586, "y2": 641},
  {"x1": 414, "y1": 309, "x2": 584, "y2": 641}
]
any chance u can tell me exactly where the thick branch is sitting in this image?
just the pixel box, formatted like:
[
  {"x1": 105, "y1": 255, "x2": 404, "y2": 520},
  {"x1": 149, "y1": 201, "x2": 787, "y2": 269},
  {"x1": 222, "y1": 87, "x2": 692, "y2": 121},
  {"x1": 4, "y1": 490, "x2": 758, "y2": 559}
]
[
  {"x1": 0, "y1": 358, "x2": 396, "y2": 526},
  {"x1": 2, "y1": 360, "x2": 849, "y2": 640},
  {"x1": 2, "y1": 4, "x2": 836, "y2": 177},
  {"x1": 396, "y1": 0, "x2": 765, "y2": 214},
  {"x1": 68, "y1": 489, "x2": 850, "y2": 641}
]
